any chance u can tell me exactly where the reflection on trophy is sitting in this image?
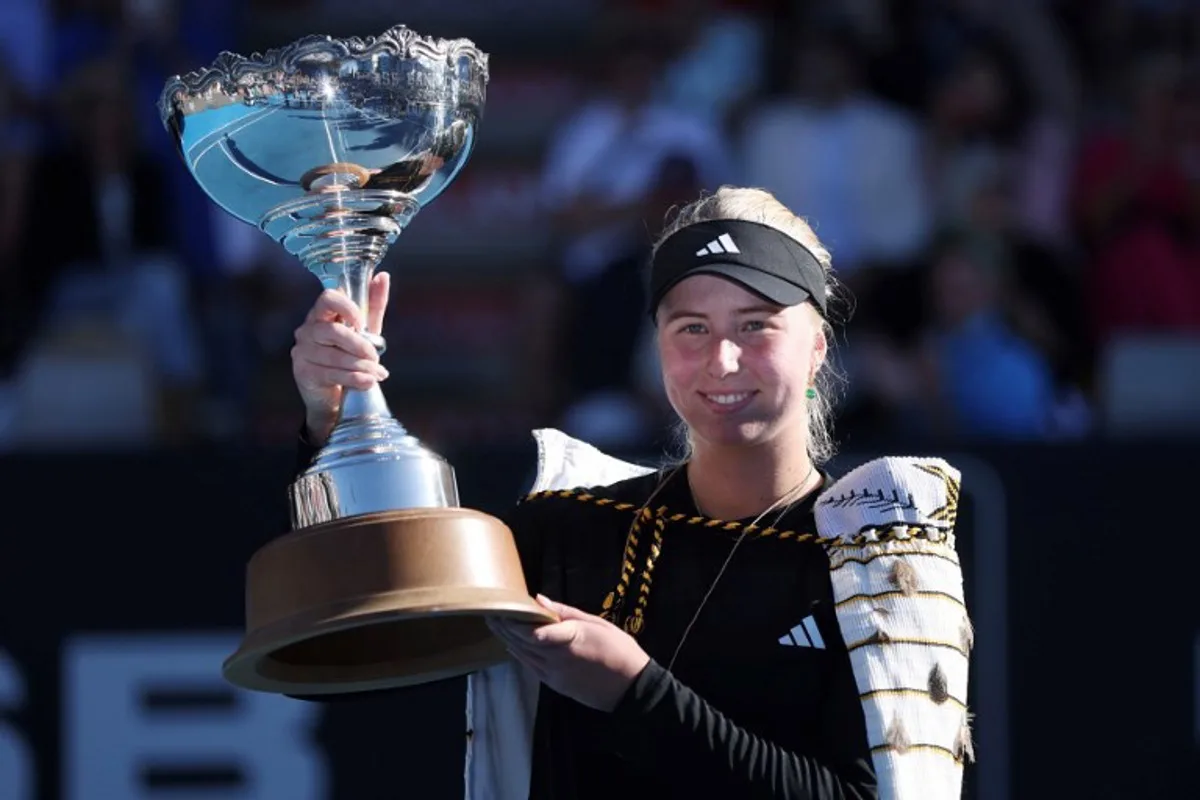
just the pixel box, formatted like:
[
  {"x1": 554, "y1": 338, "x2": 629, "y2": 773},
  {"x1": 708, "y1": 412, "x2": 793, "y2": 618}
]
[{"x1": 158, "y1": 24, "x2": 554, "y2": 695}]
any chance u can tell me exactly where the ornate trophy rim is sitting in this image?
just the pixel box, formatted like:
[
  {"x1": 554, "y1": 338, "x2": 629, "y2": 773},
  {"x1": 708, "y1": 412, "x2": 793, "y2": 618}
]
[{"x1": 156, "y1": 23, "x2": 490, "y2": 130}]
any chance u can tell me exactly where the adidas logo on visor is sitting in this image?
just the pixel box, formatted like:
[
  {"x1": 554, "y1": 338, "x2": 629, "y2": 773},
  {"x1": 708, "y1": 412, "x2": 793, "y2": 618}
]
[{"x1": 695, "y1": 233, "x2": 740, "y2": 257}]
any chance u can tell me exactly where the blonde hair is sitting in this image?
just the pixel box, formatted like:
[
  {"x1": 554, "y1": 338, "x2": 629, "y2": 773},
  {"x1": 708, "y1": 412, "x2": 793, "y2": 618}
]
[{"x1": 651, "y1": 185, "x2": 846, "y2": 466}]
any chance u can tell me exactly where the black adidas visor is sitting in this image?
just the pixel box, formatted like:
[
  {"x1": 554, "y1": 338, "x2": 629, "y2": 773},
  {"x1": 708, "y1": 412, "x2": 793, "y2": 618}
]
[{"x1": 648, "y1": 219, "x2": 828, "y2": 320}]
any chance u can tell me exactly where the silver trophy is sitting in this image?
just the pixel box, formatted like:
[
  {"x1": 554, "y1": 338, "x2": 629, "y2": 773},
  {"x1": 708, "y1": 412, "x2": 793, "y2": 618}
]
[{"x1": 159, "y1": 24, "x2": 553, "y2": 696}]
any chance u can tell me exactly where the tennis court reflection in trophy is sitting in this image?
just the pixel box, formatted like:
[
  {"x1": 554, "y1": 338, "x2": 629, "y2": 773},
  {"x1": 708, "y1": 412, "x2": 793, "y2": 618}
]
[{"x1": 158, "y1": 24, "x2": 554, "y2": 695}]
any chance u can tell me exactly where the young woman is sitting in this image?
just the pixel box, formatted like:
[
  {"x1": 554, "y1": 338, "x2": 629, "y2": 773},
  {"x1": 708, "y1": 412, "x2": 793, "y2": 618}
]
[{"x1": 291, "y1": 187, "x2": 971, "y2": 799}]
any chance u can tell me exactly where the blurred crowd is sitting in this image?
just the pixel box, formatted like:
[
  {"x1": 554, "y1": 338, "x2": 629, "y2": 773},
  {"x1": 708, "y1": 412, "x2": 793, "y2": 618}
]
[{"x1": 1, "y1": 0, "x2": 1198, "y2": 452}]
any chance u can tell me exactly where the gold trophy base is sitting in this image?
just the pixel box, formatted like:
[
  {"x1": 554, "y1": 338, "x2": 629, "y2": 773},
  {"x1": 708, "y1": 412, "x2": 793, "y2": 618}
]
[{"x1": 222, "y1": 507, "x2": 556, "y2": 695}]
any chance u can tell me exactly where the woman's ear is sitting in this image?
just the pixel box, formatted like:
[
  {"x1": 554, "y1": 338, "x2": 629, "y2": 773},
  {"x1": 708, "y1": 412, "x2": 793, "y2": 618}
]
[{"x1": 810, "y1": 310, "x2": 829, "y2": 377}]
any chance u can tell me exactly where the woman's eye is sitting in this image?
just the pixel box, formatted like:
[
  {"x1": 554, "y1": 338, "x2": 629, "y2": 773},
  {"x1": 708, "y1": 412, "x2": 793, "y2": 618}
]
[
  {"x1": 681, "y1": 323, "x2": 706, "y2": 334},
  {"x1": 743, "y1": 320, "x2": 767, "y2": 332}
]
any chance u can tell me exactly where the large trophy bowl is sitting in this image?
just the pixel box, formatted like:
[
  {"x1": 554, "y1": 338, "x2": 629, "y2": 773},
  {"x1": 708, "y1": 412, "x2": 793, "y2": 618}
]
[{"x1": 159, "y1": 24, "x2": 554, "y2": 695}]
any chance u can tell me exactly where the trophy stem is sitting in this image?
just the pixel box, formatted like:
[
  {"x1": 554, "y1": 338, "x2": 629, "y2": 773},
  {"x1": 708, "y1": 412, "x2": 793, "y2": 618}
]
[
  {"x1": 339, "y1": 383, "x2": 395, "y2": 425},
  {"x1": 332, "y1": 257, "x2": 397, "y2": 428},
  {"x1": 260, "y1": 189, "x2": 423, "y2": 443},
  {"x1": 336, "y1": 259, "x2": 374, "y2": 328},
  {"x1": 308, "y1": 252, "x2": 416, "y2": 475}
]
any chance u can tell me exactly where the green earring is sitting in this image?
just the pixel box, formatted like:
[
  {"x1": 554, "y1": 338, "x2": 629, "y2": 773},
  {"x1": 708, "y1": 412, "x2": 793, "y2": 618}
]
[{"x1": 805, "y1": 387, "x2": 817, "y2": 399}]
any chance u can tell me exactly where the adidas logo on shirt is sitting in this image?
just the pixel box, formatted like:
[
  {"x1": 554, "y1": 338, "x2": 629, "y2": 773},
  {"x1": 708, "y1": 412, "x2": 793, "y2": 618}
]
[
  {"x1": 695, "y1": 233, "x2": 740, "y2": 257},
  {"x1": 779, "y1": 616, "x2": 825, "y2": 649}
]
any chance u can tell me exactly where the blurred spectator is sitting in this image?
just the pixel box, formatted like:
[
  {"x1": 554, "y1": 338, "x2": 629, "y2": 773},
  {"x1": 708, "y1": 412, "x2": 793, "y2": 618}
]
[
  {"x1": 842, "y1": 227, "x2": 1058, "y2": 442},
  {"x1": 744, "y1": 21, "x2": 931, "y2": 278},
  {"x1": 539, "y1": 22, "x2": 733, "y2": 444},
  {"x1": 738, "y1": 17, "x2": 933, "y2": 443},
  {"x1": 0, "y1": 0, "x2": 50, "y2": 103},
  {"x1": 17, "y1": 54, "x2": 204, "y2": 435},
  {"x1": 0, "y1": 0, "x2": 51, "y2": 371},
  {"x1": 1071, "y1": 51, "x2": 1200, "y2": 344},
  {"x1": 739, "y1": 21, "x2": 932, "y2": 281},
  {"x1": 925, "y1": 42, "x2": 1027, "y2": 229},
  {"x1": 652, "y1": 2, "x2": 767, "y2": 126},
  {"x1": 540, "y1": 23, "x2": 732, "y2": 286},
  {"x1": 924, "y1": 77, "x2": 1093, "y2": 430},
  {"x1": 558, "y1": 152, "x2": 705, "y2": 449},
  {"x1": 0, "y1": 57, "x2": 41, "y2": 380},
  {"x1": 923, "y1": 230, "x2": 1060, "y2": 439}
]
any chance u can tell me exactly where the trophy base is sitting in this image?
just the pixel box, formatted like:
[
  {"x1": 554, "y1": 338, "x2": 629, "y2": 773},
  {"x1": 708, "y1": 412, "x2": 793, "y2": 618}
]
[{"x1": 222, "y1": 507, "x2": 556, "y2": 695}]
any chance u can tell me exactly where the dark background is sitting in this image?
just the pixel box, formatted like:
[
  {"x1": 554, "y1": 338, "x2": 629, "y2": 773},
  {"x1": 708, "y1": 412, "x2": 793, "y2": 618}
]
[{"x1": 1, "y1": 440, "x2": 1197, "y2": 799}]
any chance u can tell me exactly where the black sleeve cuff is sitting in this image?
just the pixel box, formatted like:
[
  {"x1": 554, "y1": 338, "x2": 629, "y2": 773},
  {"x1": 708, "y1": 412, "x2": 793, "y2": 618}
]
[
  {"x1": 607, "y1": 658, "x2": 680, "y2": 763},
  {"x1": 612, "y1": 658, "x2": 673, "y2": 720}
]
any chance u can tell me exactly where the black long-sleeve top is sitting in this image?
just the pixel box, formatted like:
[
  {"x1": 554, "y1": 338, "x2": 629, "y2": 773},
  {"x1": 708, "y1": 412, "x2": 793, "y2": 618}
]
[{"x1": 294, "y1": 435, "x2": 877, "y2": 799}]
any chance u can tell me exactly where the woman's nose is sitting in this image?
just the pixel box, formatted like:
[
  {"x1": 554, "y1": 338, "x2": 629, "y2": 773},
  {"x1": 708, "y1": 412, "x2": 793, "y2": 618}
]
[{"x1": 707, "y1": 338, "x2": 741, "y2": 378}]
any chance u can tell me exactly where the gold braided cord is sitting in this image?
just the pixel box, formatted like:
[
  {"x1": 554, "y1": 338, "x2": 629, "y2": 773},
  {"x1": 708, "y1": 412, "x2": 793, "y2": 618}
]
[
  {"x1": 524, "y1": 485, "x2": 956, "y2": 637},
  {"x1": 521, "y1": 487, "x2": 954, "y2": 549}
]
